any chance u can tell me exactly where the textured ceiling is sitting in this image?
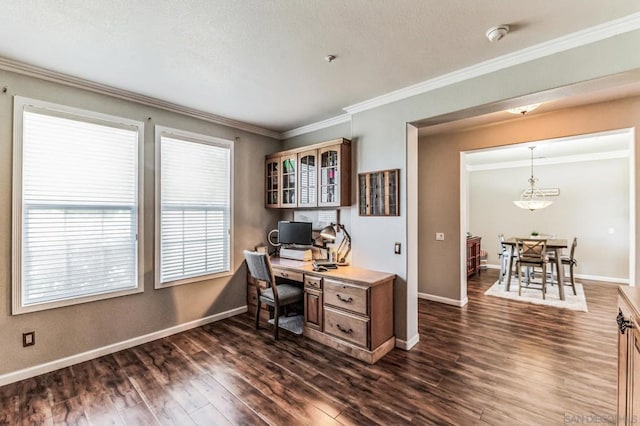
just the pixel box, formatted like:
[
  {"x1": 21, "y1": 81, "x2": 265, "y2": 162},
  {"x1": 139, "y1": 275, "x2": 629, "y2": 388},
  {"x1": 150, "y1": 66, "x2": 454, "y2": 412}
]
[{"x1": 0, "y1": 1, "x2": 639, "y2": 133}]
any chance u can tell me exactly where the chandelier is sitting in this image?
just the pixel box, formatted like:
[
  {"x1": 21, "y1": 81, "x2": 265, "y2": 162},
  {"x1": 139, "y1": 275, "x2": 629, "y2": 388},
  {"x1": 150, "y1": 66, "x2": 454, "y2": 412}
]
[{"x1": 513, "y1": 146, "x2": 552, "y2": 211}]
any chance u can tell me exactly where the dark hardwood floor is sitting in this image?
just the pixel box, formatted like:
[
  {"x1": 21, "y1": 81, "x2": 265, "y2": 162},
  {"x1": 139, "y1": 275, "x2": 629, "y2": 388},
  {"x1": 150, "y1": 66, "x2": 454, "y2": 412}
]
[{"x1": 0, "y1": 270, "x2": 619, "y2": 425}]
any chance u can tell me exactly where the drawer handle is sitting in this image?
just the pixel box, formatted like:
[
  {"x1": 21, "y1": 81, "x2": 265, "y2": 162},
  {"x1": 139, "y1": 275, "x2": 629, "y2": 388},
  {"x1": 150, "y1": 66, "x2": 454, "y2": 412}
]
[
  {"x1": 336, "y1": 324, "x2": 353, "y2": 334},
  {"x1": 336, "y1": 294, "x2": 353, "y2": 303},
  {"x1": 618, "y1": 309, "x2": 632, "y2": 335},
  {"x1": 280, "y1": 272, "x2": 289, "y2": 278}
]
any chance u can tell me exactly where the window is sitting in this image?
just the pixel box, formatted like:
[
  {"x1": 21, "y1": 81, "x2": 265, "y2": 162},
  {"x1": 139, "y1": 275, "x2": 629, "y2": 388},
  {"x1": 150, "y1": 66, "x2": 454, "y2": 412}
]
[
  {"x1": 155, "y1": 126, "x2": 233, "y2": 288},
  {"x1": 13, "y1": 97, "x2": 144, "y2": 314}
]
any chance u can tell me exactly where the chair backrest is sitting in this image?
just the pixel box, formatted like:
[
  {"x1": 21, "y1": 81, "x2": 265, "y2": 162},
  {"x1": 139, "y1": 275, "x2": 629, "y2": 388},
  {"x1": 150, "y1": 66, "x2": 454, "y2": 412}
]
[
  {"x1": 244, "y1": 250, "x2": 275, "y2": 289},
  {"x1": 569, "y1": 237, "x2": 578, "y2": 259},
  {"x1": 498, "y1": 234, "x2": 506, "y2": 253},
  {"x1": 516, "y1": 238, "x2": 548, "y2": 262}
]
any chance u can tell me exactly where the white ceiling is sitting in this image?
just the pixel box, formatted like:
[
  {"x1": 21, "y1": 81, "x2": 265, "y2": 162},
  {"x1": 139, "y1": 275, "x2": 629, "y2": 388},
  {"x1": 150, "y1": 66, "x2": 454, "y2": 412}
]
[
  {"x1": 0, "y1": 1, "x2": 639, "y2": 133},
  {"x1": 465, "y1": 130, "x2": 632, "y2": 168}
]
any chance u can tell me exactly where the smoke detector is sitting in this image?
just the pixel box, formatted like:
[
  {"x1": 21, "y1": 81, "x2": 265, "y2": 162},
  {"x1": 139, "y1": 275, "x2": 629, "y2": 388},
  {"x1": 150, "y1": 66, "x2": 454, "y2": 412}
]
[{"x1": 486, "y1": 25, "x2": 509, "y2": 42}]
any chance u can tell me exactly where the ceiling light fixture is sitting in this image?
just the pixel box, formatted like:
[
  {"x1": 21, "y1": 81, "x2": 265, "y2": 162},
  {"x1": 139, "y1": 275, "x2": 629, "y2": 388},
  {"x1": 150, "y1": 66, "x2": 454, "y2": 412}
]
[
  {"x1": 485, "y1": 25, "x2": 509, "y2": 42},
  {"x1": 506, "y1": 103, "x2": 541, "y2": 115},
  {"x1": 513, "y1": 146, "x2": 552, "y2": 211}
]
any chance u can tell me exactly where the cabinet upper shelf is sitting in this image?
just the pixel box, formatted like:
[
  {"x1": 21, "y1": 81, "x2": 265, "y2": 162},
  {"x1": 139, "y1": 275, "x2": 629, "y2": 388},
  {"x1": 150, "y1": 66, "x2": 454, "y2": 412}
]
[{"x1": 265, "y1": 138, "x2": 351, "y2": 209}]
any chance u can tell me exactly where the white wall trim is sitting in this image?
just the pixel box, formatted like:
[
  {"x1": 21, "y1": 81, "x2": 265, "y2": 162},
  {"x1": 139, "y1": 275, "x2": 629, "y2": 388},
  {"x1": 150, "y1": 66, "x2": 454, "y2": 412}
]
[
  {"x1": 0, "y1": 56, "x2": 281, "y2": 140},
  {"x1": 281, "y1": 113, "x2": 351, "y2": 139},
  {"x1": 395, "y1": 334, "x2": 420, "y2": 350},
  {"x1": 342, "y1": 12, "x2": 640, "y2": 116},
  {"x1": 0, "y1": 306, "x2": 247, "y2": 387},
  {"x1": 466, "y1": 149, "x2": 630, "y2": 172},
  {"x1": 418, "y1": 292, "x2": 468, "y2": 307}
]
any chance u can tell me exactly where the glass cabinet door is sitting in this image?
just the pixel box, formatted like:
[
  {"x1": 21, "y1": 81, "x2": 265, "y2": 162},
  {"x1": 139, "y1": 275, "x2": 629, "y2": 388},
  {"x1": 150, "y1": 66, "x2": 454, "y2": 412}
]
[
  {"x1": 265, "y1": 158, "x2": 280, "y2": 207},
  {"x1": 297, "y1": 149, "x2": 318, "y2": 207},
  {"x1": 319, "y1": 146, "x2": 340, "y2": 206},
  {"x1": 280, "y1": 154, "x2": 297, "y2": 207}
]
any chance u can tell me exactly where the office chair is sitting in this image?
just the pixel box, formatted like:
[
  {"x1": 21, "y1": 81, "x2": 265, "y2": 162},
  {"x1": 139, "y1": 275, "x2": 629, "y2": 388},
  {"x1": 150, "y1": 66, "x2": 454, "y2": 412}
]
[{"x1": 243, "y1": 250, "x2": 304, "y2": 340}]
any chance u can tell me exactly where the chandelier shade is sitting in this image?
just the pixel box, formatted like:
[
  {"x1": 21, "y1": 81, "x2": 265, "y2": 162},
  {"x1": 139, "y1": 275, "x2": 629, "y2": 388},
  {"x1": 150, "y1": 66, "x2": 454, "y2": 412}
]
[{"x1": 514, "y1": 146, "x2": 552, "y2": 211}]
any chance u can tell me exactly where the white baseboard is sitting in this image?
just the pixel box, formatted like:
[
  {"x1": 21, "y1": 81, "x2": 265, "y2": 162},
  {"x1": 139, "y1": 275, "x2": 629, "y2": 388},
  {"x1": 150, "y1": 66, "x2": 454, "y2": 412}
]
[
  {"x1": 485, "y1": 264, "x2": 628, "y2": 284},
  {"x1": 0, "y1": 305, "x2": 248, "y2": 387},
  {"x1": 574, "y1": 273, "x2": 628, "y2": 284},
  {"x1": 418, "y1": 292, "x2": 468, "y2": 307},
  {"x1": 395, "y1": 333, "x2": 420, "y2": 350}
]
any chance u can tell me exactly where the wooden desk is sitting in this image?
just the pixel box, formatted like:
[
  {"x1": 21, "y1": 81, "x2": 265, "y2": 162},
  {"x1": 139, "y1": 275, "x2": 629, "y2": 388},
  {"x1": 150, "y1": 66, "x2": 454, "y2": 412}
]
[
  {"x1": 260, "y1": 258, "x2": 396, "y2": 364},
  {"x1": 502, "y1": 238, "x2": 568, "y2": 301}
]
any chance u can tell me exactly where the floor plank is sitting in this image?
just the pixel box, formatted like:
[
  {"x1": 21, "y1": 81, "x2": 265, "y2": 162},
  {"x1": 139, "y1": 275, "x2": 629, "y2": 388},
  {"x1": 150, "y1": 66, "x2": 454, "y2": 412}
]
[{"x1": 0, "y1": 270, "x2": 619, "y2": 425}]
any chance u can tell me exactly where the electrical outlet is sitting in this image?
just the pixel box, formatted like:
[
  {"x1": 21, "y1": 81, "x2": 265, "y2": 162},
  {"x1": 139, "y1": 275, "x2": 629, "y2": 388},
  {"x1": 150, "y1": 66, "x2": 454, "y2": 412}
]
[
  {"x1": 394, "y1": 243, "x2": 401, "y2": 254},
  {"x1": 435, "y1": 232, "x2": 445, "y2": 241},
  {"x1": 23, "y1": 331, "x2": 35, "y2": 347}
]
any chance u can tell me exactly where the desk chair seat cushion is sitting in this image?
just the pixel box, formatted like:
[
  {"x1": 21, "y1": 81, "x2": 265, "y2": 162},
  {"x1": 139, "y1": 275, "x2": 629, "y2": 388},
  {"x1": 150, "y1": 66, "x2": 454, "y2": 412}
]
[{"x1": 259, "y1": 284, "x2": 304, "y2": 305}]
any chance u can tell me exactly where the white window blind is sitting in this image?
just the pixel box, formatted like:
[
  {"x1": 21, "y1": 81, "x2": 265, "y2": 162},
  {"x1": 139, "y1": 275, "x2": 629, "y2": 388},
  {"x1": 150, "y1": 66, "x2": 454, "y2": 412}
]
[
  {"x1": 13, "y1": 98, "x2": 142, "y2": 314},
  {"x1": 157, "y1": 128, "x2": 232, "y2": 286}
]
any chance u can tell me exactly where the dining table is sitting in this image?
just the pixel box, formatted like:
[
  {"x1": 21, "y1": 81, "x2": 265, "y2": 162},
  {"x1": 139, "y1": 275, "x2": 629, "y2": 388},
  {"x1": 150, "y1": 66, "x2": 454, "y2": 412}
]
[{"x1": 501, "y1": 237, "x2": 569, "y2": 301}]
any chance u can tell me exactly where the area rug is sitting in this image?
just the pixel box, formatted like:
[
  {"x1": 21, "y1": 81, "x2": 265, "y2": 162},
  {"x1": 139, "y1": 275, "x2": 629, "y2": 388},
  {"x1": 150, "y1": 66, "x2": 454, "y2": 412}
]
[
  {"x1": 268, "y1": 314, "x2": 304, "y2": 335},
  {"x1": 484, "y1": 278, "x2": 588, "y2": 312}
]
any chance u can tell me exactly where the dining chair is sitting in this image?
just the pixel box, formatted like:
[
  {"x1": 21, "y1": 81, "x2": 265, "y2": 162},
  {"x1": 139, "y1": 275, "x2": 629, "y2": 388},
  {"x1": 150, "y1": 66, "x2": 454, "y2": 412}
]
[
  {"x1": 516, "y1": 238, "x2": 549, "y2": 299},
  {"x1": 548, "y1": 237, "x2": 578, "y2": 296},
  {"x1": 498, "y1": 234, "x2": 518, "y2": 284},
  {"x1": 244, "y1": 250, "x2": 304, "y2": 340}
]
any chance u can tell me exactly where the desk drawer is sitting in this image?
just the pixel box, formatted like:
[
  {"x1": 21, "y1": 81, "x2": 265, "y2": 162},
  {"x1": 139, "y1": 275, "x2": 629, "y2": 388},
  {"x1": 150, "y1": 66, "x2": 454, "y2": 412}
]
[
  {"x1": 304, "y1": 275, "x2": 322, "y2": 290},
  {"x1": 324, "y1": 306, "x2": 369, "y2": 348},
  {"x1": 273, "y1": 267, "x2": 303, "y2": 283},
  {"x1": 324, "y1": 279, "x2": 368, "y2": 316}
]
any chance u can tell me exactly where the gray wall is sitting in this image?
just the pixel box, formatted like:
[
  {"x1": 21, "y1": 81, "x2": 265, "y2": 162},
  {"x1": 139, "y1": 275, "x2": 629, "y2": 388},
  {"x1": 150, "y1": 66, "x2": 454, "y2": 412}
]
[
  {"x1": 469, "y1": 158, "x2": 630, "y2": 280},
  {"x1": 282, "y1": 121, "x2": 351, "y2": 151},
  {"x1": 348, "y1": 29, "x2": 640, "y2": 341},
  {"x1": 419, "y1": 96, "x2": 640, "y2": 300},
  {"x1": 0, "y1": 69, "x2": 280, "y2": 375}
]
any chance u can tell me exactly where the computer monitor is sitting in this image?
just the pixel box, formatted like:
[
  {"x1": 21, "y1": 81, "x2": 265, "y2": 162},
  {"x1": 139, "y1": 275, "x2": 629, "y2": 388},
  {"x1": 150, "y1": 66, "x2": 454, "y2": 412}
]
[{"x1": 278, "y1": 221, "x2": 313, "y2": 247}]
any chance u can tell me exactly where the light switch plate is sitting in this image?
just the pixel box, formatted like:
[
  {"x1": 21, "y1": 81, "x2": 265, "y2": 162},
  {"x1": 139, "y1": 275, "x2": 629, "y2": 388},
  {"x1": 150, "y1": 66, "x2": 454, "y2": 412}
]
[{"x1": 394, "y1": 243, "x2": 401, "y2": 254}]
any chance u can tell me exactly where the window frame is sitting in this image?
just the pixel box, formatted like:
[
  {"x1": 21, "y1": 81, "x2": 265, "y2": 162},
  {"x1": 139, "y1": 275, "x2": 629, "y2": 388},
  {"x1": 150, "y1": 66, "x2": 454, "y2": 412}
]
[
  {"x1": 154, "y1": 125, "x2": 234, "y2": 289},
  {"x1": 12, "y1": 96, "x2": 145, "y2": 315}
]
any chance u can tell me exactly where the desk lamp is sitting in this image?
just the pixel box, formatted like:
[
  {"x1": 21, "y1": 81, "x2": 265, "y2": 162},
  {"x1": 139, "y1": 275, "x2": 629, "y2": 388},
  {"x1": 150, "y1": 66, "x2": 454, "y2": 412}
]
[{"x1": 319, "y1": 223, "x2": 352, "y2": 265}]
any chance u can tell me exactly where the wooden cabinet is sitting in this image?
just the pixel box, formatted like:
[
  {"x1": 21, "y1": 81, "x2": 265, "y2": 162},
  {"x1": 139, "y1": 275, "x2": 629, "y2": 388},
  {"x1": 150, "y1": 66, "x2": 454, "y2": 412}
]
[
  {"x1": 304, "y1": 275, "x2": 323, "y2": 331},
  {"x1": 466, "y1": 236, "x2": 481, "y2": 277},
  {"x1": 270, "y1": 258, "x2": 395, "y2": 364},
  {"x1": 247, "y1": 274, "x2": 272, "y2": 323},
  {"x1": 617, "y1": 287, "x2": 640, "y2": 425},
  {"x1": 297, "y1": 149, "x2": 318, "y2": 208},
  {"x1": 280, "y1": 154, "x2": 297, "y2": 208},
  {"x1": 319, "y1": 142, "x2": 350, "y2": 207},
  {"x1": 265, "y1": 157, "x2": 280, "y2": 208},
  {"x1": 265, "y1": 138, "x2": 350, "y2": 208}
]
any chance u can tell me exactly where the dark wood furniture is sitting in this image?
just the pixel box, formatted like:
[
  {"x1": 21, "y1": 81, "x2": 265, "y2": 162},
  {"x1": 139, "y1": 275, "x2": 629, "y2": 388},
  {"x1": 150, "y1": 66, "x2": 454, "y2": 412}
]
[
  {"x1": 502, "y1": 238, "x2": 568, "y2": 300},
  {"x1": 466, "y1": 236, "x2": 482, "y2": 277},
  {"x1": 266, "y1": 257, "x2": 395, "y2": 364},
  {"x1": 264, "y1": 138, "x2": 351, "y2": 208},
  {"x1": 618, "y1": 286, "x2": 640, "y2": 425},
  {"x1": 243, "y1": 251, "x2": 304, "y2": 340}
]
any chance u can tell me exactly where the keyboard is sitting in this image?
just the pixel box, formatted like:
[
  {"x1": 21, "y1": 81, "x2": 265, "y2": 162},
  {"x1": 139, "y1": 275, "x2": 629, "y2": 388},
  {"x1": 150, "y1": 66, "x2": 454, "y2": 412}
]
[{"x1": 314, "y1": 260, "x2": 338, "y2": 269}]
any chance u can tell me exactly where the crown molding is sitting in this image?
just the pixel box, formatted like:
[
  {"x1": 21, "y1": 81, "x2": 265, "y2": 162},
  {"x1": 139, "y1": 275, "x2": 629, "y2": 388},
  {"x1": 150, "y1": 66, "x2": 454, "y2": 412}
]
[
  {"x1": 466, "y1": 149, "x2": 630, "y2": 172},
  {"x1": 281, "y1": 113, "x2": 351, "y2": 139},
  {"x1": 0, "y1": 56, "x2": 282, "y2": 140},
  {"x1": 343, "y1": 12, "x2": 640, "y2": 115}
]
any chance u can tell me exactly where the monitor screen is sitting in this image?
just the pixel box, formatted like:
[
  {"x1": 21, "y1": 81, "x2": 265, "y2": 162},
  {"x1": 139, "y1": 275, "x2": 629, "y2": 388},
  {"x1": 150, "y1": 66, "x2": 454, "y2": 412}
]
[{"x1": 278, "y1": 221, "x2": 313, "y2": 246}]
